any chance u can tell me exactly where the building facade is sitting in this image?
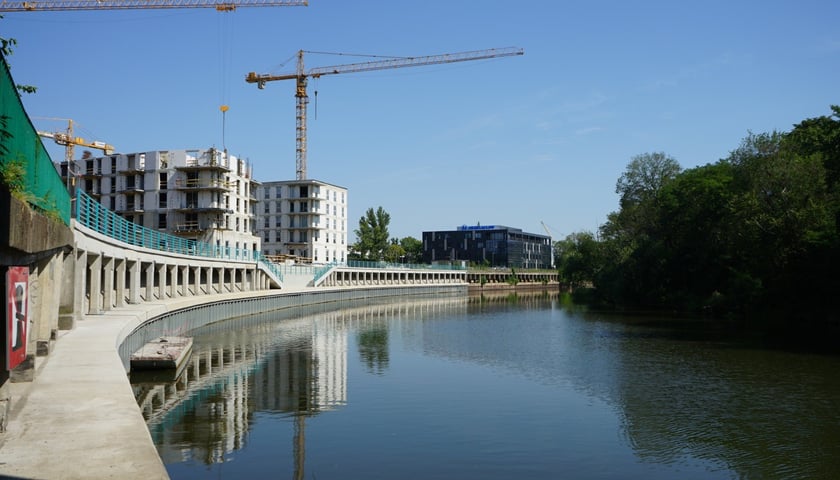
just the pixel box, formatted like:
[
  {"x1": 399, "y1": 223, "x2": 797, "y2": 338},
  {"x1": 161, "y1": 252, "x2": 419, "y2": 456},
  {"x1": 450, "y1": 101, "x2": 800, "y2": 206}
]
[
  {"x1": 254, "y1": 179, "x2": 348, "y2": 264},
  {"x1": 65, "y1": 148, "x2": 261, "y2": 256},
  {"x1": 422, "y1": 225, "x2": 552, "y2": 269}
]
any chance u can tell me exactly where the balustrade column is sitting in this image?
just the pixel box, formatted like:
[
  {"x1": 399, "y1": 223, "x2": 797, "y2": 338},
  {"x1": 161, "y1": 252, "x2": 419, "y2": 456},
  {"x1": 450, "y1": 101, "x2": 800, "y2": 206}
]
[
  {"x1": 170, "y1": 265, "x2": 179, "y2": 298},
  {"x1": 88, "y1": 254, "x2": 102, "y2": 315},
  {"x1": 102, "y1": 256, "x2": 114, "y2": 311},
  {"x1": 145, "y1": 262, "x2": 155, "y2": 301},
  {"x1": 73, "y1": 249, "x2": 87, "y2": 322},
  {"x1": 156, "y1": 263, "x2": 167, "y2": 299},
  {"x1": 128, "y1": 260, "x2": 140, "y2": 304},
  {"x1": 192, "y1": 266, "x2": 201, "y2": 295},
  {"x1": 115, "y1": 258, "x2": 126, "y2": 308},
  {"x1": 180, "y1": 265, "x2": 189, "y2": 296},
  {"x1": 203, "y1": 266, "x2": 212, "y2": 294}
]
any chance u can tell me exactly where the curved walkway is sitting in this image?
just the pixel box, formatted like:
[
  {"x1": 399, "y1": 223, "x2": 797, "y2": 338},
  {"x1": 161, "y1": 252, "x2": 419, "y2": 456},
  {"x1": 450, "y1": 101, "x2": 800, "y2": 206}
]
[{"x1": 0, "y1": 289, "x2": 283, "y2": 480}]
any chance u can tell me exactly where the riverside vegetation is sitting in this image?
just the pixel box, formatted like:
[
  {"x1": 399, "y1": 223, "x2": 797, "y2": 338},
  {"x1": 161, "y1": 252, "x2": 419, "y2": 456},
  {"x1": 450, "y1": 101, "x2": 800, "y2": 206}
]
[{"x1": 556, "y1": 105, "x2": 840, "y2": 344}]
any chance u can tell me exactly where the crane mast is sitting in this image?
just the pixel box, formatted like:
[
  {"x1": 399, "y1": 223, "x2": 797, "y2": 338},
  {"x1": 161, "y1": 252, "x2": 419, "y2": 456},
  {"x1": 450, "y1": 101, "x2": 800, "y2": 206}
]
[
  {"x1": 246, "y1": 47, "x2": 524, "y2": 180},
  {"x1": 0, "y1": 0, "x2": 307, "y2": 12}
]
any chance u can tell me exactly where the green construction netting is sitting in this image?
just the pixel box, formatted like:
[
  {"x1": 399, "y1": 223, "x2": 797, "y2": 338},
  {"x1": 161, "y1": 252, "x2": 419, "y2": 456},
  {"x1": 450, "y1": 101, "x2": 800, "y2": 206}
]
[{"x1": 0, "y1": 52, "x2": 70, "y2": 225}]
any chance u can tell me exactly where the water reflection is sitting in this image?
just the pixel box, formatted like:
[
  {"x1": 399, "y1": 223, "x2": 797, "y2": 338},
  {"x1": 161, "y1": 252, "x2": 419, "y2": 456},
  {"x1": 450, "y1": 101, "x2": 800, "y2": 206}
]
[
  {"x1": 130, "y1": 294, "x2": 467, "y2": 473},
  {"x1": 132, "y1": 292, "x2": 840, "y2": 479}
]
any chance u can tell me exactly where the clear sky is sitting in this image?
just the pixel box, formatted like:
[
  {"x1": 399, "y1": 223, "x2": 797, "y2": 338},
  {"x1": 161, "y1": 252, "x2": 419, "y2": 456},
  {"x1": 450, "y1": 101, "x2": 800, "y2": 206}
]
[{"x1": 3, "y1": 0, "x2": 838, "y2": 240}]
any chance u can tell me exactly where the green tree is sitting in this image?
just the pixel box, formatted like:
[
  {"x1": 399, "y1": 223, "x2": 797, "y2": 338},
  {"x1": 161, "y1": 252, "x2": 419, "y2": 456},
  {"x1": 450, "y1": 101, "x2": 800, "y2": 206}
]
[
  {"x1": 555, "y1": 231, "x2": 602, "y2": 291},
  {"x1": 353, "y1": 206, "x2": 391, "y2": 261},
  {"x1": 616, "y1": 152, "x2": 682, "y2": 208},
  {"x1": 384, "y1": 241, "x2": 406, "y2": 263},
  {"x1": 399, "y1": 236, "x2": 423, "y2": 263}
]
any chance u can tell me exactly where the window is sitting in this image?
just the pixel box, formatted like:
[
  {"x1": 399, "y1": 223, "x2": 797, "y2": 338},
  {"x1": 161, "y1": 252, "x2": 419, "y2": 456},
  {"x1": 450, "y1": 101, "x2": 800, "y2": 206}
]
[
  {"x1": 159, "y1": 173, "x2": 167, "y2": 189},
  {"x1": 158, "y1": 213, "x2": 166, "y2": 229},
  {"x1": 275, "y1": 188, "x2": 282, "y2": 199},
  {"x1": 159, "y1": 192, "x2": 167, "y2": 209},
  {"x1": 264, "y1": 203, "x2": 270, "y2": 213}
]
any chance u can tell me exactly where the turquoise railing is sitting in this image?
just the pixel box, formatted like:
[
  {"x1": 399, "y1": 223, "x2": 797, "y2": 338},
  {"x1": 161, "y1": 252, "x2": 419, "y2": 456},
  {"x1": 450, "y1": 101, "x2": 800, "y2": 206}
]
[
  {"x1": 74, "y1": 189, "x2": 282, "y2": 282},
  {"x1": 345, "y1": 259, "x2": 466, "y2": 271},
  {"x1": 313, "y1": 262, "x2": 339, "y2": 284}
]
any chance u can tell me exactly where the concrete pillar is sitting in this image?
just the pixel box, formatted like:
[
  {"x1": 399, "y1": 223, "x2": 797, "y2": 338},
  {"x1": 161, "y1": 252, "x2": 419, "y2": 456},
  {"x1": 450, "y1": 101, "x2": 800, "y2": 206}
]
[
  {"x1": 156, "y1": 263, "x2": 167, "y2": 299},
  {"x1": 102, "y1": 256, "x2": 114, "y2": 311},
  {"x1": 145, "y1": 262, "x2": 155, "y2": 302},
  {"x1": 128, "y1": 260, "x2": 140, "y2": 304},
  {"x1": 170, "y1": 264, "x2": 179, "y2": 298},
  {"x1": 71, "y1": 248, "x2": 87, "y2": 326},
  {"x1": 217, "y1": 267, "x2": 224, "y2": 293},
  {"x1": 115, "y1": 258, "x2": 126, "y2": 308},
  {"x1": 203, "y1": 267, "x2": 212, "y2": 294},
  {"x1": 240, "y1": 268, "x2": 248, "y2": 292},
  {"x1": 179, "y1": 265, "x2": 189, "y2": 296},
  {"x1": 88, "y1": 254, "x2": 102, "y2": 315},
  {"x1": 228, "y1": 267, "x2": 235, "y2": 293},
  {"x1": 192, "y1": 266, "x2": 201, "y2": 295}
]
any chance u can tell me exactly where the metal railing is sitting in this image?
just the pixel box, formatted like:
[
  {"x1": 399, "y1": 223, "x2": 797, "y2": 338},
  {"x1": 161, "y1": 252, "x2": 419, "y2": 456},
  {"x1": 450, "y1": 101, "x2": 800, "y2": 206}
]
[
  {"x1": 345, "y1": 259, "x2": 466, "y2": 271},
  {"x1": 74, "y1": 188, "x2": 282, "y2": 282}
]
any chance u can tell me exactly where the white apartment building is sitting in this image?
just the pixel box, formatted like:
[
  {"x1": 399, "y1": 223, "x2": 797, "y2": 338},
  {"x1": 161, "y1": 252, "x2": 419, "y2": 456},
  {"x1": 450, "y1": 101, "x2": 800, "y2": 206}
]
[
  {"x1": 67, "y1": 148, "x2": 261, "y2": 256},
  {"x1": 255, "y1": 179, "x2": 348, "y2": 265}
]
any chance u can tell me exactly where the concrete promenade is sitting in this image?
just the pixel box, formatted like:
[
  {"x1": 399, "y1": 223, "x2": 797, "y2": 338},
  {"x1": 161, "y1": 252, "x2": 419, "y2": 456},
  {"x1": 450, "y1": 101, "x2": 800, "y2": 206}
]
[{"x1": 0, "y1": 289, "x2": 284, "y2": 480}]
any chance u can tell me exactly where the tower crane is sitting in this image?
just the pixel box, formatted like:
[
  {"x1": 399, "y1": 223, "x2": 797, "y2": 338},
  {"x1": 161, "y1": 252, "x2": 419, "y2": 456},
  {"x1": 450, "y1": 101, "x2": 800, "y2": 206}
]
[
  {"x1": 0, "y1": 0, "x2": 306, "y2": 12},
  {"x1": 37, "y1": 118, "x2": 115, "y2": 162},
  {"x1": 246, "y1": 47, "x2": 524, "y2": 180}
]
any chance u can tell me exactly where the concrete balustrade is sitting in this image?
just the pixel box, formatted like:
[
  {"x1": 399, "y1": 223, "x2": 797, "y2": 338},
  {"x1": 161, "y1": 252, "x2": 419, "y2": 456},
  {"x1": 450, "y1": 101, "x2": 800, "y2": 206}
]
[{"x1": 68, "y1": 221, "x2": 282, "y2": 327}]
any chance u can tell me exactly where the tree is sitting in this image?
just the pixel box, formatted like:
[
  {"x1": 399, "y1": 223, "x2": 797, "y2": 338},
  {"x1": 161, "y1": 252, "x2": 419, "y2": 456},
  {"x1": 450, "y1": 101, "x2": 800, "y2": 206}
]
[
  {"x1": 384, "y1": 241, "x2": 406, "y2": 263},
  {"x1": 1, "y1": 30, "x2": 37, "y2": 94},
  {"x1": 616, "y1": 152, "x2": 682, "y2": 207},
  {"x1": 399, "y1": 236, "x2": 423, "y2": 263},
  {"x1": 353, "y1": 206, "x2": 391, "y2": 261}
]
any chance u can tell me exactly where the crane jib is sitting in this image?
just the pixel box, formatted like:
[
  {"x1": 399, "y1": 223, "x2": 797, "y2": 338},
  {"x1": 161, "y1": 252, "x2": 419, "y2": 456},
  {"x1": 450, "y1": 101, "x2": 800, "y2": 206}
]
[{"x1": 0, "y1": 0, "x2": 308, "y2": 12}]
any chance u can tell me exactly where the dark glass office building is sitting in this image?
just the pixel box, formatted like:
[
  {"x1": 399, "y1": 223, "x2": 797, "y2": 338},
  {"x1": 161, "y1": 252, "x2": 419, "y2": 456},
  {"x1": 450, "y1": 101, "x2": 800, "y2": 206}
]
[{"x1": 422, "y1": 225, "x2": 553, "y2": 269}]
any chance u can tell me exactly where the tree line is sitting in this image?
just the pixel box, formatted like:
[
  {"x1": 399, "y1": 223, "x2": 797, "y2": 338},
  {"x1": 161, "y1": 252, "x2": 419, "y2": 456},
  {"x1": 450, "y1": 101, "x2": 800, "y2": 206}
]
[{"x1": 556, "y1": 105, "x2": 840, "y2": 332}]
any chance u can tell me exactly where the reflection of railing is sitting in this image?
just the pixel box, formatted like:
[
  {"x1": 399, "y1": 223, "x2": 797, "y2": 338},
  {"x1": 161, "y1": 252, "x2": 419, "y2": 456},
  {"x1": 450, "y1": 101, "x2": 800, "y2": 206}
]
[{"x1": 74, "y1": 189, "x2": 282, "y2": 283}]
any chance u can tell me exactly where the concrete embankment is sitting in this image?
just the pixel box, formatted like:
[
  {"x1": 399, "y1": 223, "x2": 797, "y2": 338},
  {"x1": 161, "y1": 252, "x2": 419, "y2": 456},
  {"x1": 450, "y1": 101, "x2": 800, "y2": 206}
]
[{"x1": 0, "y1": 285, "x2": 464, "y2": 480}]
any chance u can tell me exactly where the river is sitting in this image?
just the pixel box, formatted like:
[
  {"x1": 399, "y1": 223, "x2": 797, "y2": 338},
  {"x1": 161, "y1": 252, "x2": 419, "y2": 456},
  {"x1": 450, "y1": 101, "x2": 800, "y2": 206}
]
[{"x1": 131, "y1": 291, "x2": 840, "y2": 480}]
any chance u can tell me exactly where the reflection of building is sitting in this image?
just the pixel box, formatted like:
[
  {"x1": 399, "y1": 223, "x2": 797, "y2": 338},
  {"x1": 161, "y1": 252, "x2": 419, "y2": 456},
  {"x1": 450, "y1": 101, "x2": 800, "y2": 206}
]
[
  {"x1": 422, "y1": 225, "x2": 552, "y2": 269},
  {"x1": 65, "y1": 148, "x2": 260, "y2": 255},
  {"x1": 254, "y1": 179, "x2": 348, "y2": 264},
  {"x1": 133, "y1": 294, "x2": 465, "y2": 469}
]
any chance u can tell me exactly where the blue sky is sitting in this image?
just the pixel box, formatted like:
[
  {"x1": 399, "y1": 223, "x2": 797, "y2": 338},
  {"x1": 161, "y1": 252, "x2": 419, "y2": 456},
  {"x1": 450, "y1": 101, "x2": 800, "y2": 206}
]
[{"x1": 3, "y1": 0, "x2": 838, "y2": 240}]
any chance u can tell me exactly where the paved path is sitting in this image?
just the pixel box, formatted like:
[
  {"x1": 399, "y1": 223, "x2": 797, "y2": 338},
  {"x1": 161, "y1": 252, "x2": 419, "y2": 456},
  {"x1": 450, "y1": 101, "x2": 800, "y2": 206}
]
[{"x1": 0, "y1": 289, "x2": 290, "y2": 480}]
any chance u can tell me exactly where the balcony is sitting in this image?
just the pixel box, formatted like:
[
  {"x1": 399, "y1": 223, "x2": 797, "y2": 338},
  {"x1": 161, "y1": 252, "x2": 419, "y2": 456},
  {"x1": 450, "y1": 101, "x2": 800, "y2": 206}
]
[{"x1": 173, "y1": 178, "x2": 231, "y2": 191}]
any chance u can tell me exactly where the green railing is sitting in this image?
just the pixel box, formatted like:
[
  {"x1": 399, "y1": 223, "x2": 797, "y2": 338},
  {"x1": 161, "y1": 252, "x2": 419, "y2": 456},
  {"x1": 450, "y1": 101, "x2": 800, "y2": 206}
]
[
  {"x1": 345, "y1": 259, "x2": 466, "y2": 271},
  {"x1": 0, "y1": 54, "x2": 71, "y2": 224},
  {"x1": 74, "y1": 189, "x2": 282, "y2": 282}
]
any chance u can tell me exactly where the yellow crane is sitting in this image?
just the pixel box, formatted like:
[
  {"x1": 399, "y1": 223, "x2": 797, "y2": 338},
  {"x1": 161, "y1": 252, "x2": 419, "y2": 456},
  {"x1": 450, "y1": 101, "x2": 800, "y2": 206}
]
[
  {"x1": 37, "y1": 118, "x2": 114, "y2": 162},
  {"x1": 0, "y1": 0, "x2": 306, "y2": 12},
  {"x1": 246, "y1": 47, "x2": 524, "y2": 180}
]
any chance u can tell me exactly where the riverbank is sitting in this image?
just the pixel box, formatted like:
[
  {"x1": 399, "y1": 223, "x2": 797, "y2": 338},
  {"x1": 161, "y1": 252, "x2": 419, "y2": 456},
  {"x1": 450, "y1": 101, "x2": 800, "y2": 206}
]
[{"x1": 0, "y1": 285, "x2": 465, "y2": 479}]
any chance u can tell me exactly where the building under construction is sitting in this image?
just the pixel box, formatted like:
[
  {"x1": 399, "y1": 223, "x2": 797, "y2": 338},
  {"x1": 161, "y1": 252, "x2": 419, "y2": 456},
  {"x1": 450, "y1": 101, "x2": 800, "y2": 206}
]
[{"x1": 64, "y1": 148, "x2": 261, "y2": 257}]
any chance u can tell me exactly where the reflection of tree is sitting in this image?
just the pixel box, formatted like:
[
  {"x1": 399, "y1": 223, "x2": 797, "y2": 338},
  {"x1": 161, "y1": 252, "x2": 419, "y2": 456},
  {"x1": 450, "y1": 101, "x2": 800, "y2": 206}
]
[{"x1": 357, "y1": 327, "x2": 389, "y2": 375}]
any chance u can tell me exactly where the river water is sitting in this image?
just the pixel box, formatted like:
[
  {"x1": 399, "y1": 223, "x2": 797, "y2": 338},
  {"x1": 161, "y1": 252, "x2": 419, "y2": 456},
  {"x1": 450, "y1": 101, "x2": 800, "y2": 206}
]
[{"x1": 131, "y1": 291, "x2": 840, "y2": 480}]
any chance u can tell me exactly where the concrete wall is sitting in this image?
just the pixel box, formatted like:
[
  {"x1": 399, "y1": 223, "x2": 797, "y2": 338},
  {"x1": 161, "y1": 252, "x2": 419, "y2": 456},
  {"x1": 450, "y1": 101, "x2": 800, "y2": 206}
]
[{"x1": 0, "y1": 185, "x2": 74, "y2": 431}]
